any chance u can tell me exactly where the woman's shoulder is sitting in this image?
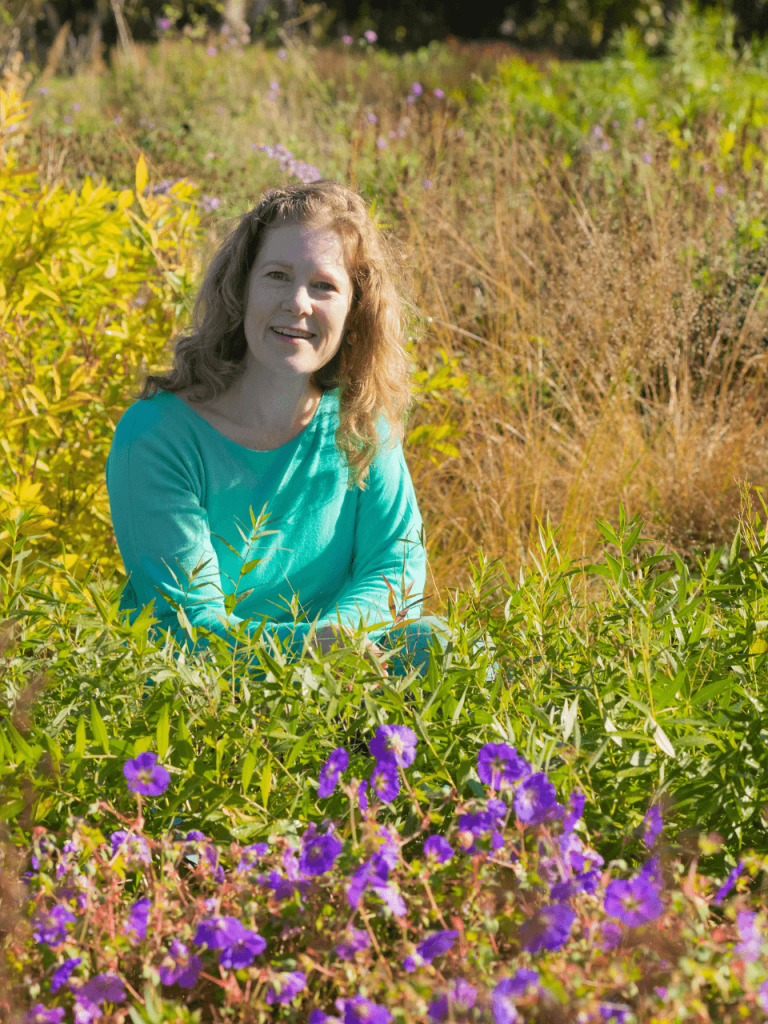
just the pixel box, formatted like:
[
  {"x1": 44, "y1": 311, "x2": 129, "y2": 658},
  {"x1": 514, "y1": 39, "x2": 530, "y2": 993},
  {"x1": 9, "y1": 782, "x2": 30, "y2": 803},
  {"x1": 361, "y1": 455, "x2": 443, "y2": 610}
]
[{"x1": 112, "y1": 389, "x2": 185, "y2": 446}]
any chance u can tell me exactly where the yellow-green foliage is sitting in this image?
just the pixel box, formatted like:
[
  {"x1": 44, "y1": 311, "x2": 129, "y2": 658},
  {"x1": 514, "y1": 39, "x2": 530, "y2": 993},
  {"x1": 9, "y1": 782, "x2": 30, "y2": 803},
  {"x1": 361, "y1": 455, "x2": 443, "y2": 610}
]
[{"x1": 0, "y1": 75, "x2": 201, "y2": 578}]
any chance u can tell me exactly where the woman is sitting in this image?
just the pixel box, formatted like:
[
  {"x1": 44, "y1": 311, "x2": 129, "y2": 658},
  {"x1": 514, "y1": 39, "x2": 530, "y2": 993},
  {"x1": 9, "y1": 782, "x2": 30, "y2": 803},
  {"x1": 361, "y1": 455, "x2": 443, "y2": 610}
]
[{"x1": 106, "y1": 179, "x2": 449, "y2": 677}]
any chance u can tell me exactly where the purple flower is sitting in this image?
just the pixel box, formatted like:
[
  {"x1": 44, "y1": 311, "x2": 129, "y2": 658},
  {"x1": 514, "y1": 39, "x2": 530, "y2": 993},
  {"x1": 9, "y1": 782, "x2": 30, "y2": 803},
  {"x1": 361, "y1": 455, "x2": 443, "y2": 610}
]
[
  {"x1": 563, "y1": 791, "x2": 585, "y2": 833},
  {"x1": 642, "y1": 805, "x2": 663, "y2": 847},
  {"x1": 370, "y1": 762, "x2": 400, "y2": 803},
  {"x1": 428, "y1": 978, "x2": 477, "y2": 1021},
  {"x1": 318, "y1": 747, "x2": 349, "y2": 798},
  {"x1": 158, "y1": 17, "x2": 171, "y2": 30},
  {"x1": 604, "y1": 874, "x2": 663, "y2": 927},
  {"x1": 25, "y1": 1007, "x2": 65, "y2": 1024},
  {"x1": 124, "y1": 898, "x2": 151, "y2": 942},
  {"x1": 550, "y1": 869, "x2": 600, "y2": 900},
  {"x1": 32, "y1": 905, "x2": 76, "y2": 946},
  {"x1": 600, "y1": 921, "x2": 622, "y2": 950},
  {"x1": 299, "y1": 823, "x2": 343, "y2": 875},
  {"x1": 434, "y1": 88, "x2": 445, "y2": 98},
  {"x1": 759, "y1": 978, "x2": 768, "y2": 1013},
  {"x1": 266, "y1": 971, "x2": 306, "y2": 1004},
  {"x1": 185, "y1": 830, "x2": 205, "y2": 841},
  {"x1": 235, "y1": 842, "x2": 267, "y2": 872},
  {"x1": 80, "y1": 973, "x2": 125, "y2": 1005},
  {"x1": 357, "y1": 779, "x2": 369, "y2": 813},
  {"x1": 374, "y1": 825, "x2": 399, "y2": 869},
  {"x1": 377, "y1": 137, "x2": 387, "y2": 150},
  {"x1": 735, "y1": 910, "x2": 761, "y2": 962},
  {"x1": 366, "y1": 112, "x2": 378, "y2": 124},
  {"x1": 642, "y1": 152, "x2": 652, "y2": 164},
  {"x1": 342, "y1": 35, "x2": 353, "y2": 44},
  {"x1": 404, "y1": 929, "x2": 458, "y2": 971},
  {"x1": 519, "y1": 903, "x2": 575, "y2": 952},
  {"x1": 635, "y1": 117, "x2": 645, "y2": 129},
  {"x1": 110, "y1": 830, "x2": 151, "y2": 865},
  {"x1": 202, "y1": 844, "x2": 225, "y2": 883},
  {"x1": 347, "y1": 858, "x2": 378, "y2": 907},
  {"x1": 369, "y1": 724, "x2": 417, "y2": 767},
  {"x1": 194, "y1": 916, "x2": 266, "y2": 968},
  {"x1": 277, "y1": 48, "x2": 288, "y2": 60},
  {"x1": 51, "y1": 956, "x2": 82, "y2": 992},
  {"x1": 715, "y1": 184, "x2": 725, "y2": 195},
  {"x1": 158, "y1": 939, "x2": 201, "y2": 988},
  {"x1": 339, "y1": 996, "x2": 391, "y2": 1024},
  {"x1": 363, "y1": 30, "x2": 377, "y2": 44},
  {"x1": 206, "y1": 45, "x2": 217, "y2": 56},
  {"x1": 411, "y1": 82, "x2": 423, "y2": 96},
  {"x1": 514, "y1": 772, "x2": 557, "y2": 825},
  {"x1": 491, "y1": 979, "x2": 521, "y2": 1024},
  {"x1": 714, "y1": 861, "x2": 743, "y2": 902},
  {"x1": 477, "y1": 743, "x2": 531, "y2": 788},
  {"x1": 423, "y1": 835, "x2": 453, "y2": 863},
  {"x1": 334, "y1": 928, "x2": 371, "y2": 960},
  {"x1": 496, "y1": 969, "x2": 538, "y2": 998},
  {"x1": 123, "y1": 752, "x2": 170, "y2": 796},
  {"x1": 74, "y1": 997, "x2": 100, "y2": 1024},
  {"x1": 600, "y1": 1005, "x2": 631, "y2": 1024}
]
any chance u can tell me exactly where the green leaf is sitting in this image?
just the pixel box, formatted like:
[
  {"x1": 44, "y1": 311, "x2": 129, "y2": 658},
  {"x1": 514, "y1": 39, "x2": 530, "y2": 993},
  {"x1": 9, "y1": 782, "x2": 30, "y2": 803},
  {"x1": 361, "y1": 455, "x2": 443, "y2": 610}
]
[
  {"x1": 74, "y1": 717, "x2": 86, "y2": 758},
  {"x1": 260, "y1": 754, "x2": 272, "y2": 807},
  {"x1": 90, "y1": 702, "x2": 110, "y2": 755},
  {"x1": 156, "y1": 703, "x2": 170, "y2": 760},
  {"x1": 241, "y1": 750, "x2": 257, "y2": 796}
]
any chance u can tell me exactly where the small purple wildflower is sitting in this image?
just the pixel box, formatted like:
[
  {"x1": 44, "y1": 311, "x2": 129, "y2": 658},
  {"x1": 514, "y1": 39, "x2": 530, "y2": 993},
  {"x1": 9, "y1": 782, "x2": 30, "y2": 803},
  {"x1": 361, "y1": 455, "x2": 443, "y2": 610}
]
[
  {"x1": 334, "y1": 927, "x2": 371, "y2": 959},
  {"x1": 715, "y1": 184, "x2": 725, "y2": 195},
  {"x1": 339, "y1": 995, "x2": 391, "y2": 1024},
  {"x1": 422, "y1": 179, "x2": 433, "y2": 189},
  {"x1": 377, "y1": 137, "x2": 387, "y2": 149},
  {"x1": 32, "y1": 905, "x2": 76, "y2": 946},
  {"x1": 347, "y1": 858, "x2": 378, "y2": 908},
  {"x1": 342, "y1": 35, "x2": 353, "y2": 44},
  {"x1": 642, "y1": 805, "x2": 663, "y2": 847},
  {"x1": 51, "y1": 956, "x2": 82, "y2": 993},
  {"x1": 759, "y1": 978, "x2": 768, "y2": 1013},
  {"x1": 514, "y1": 772, "x2": 557, "y2": 825},
  {"x1": 363, "y1": 30, "x2": 377, "y2": 44},
  {"x1": 277, "y1": 48, "x2": 288, "y2": 60},
  {"x1": 734, "y1": 910, "x2": 761, "y2": 962},
  {"x1": 73, "y1": 998, "x2": 99, "y2": 1024},
  {"x1": 403, "y1": 929, "x2": 458, "y2": 971},
  {"x1": 635, "y1": 117, "x2": 645, "y2": 129},
  {"x1": 72, "y1": 103, "x2": 81, "y2": 112},
  {"x1": 434, "y1": 88, "x2": 445, "y2": 98},
  {"x1": 110, "y1": 830, "x2": 151, "y2": 865},
  {"x1": 563, "y1": 791, "x2": 586, "y2": 833},
  {"x1": 477, "y1": 743, "x2": 531, "y2": 788},
  {"x1": 428, "y1": 978, "x2": 477, "y2": 1021},
  {"x1": 491, "y1": 979, "x2": 520, "y2": 1024},
  {"x1": 63, "y1": 115, "x2": 72, "y2": 123},
  {"x1": 80, "y1": 973, "x2": 126, "y2": 1005},
  {"x1": 185, "y1": 830, "x2": 205, "y2": 841},
  {"x1": 604, "y1": 874, "x2": 663, "y2": 926},
  {"x1": 318, "y1": 747, "x2": 349, "y2": 798},
  {"x1": 38, "y1": 87, "x2": 50, "y2": 96},
  {"x1": 25, "y1": 1007, "x2": 65, "y2": 1024},
  {"x1": 237, "y1": 842, "x2": 269, "y2": 872},
  {"x1": 123, "y1": 752, "x2": 170, "y2": 796},
  {"x1": 497, "y1": 969, "x2": 539, "y2": 997},
  {"x1": 299, "y1": 823, "x2": 343, "y2": 875},
  {"x1": 195, "y1": 916, "x2": 266, "y2": 968},
  {"x1": 519, "y1": 903, "x2": 575, "y2": 953},
  {"x1": 370, "y1": 762, "x2": 400, "y2": 803},
  {"x1": 365, "y1": 111, "x2": 378, "y2": 124},
  {"x1": 206, "y1": 46, "x2": 217, "y2": 56},
  {"x1": 592, "y1": 124, "x2": 603, "y2": 139},
  {"x1": 642, "y1": 152, "x2": 652, "y2": 164},
  {"x1": 158, "y1": 17, "x2": 171, "y2": 30},
  {"x1": 423, "y1": 835, "x2": 453, "y2": 863},
  {"x1": 369, "y1": 724, "x2": 417, "y2": 767},
  {"x1": 158, "y1": 939, "x2": 201, "y2": 988},
  {"x1": 600, "y1": 1004, "x2": 631, "y2": 1023},
  {"x1": 124, "y1": 898, "x2": 151, "y2": 942},
  {"x1": 600, "y1": 920, "x2": 622, "y2": 950},
  {"x1": 714, "y1": 861, "x2": 743, "y2": 902},
  {"x1": 357, "y1": 778, "x2": 369, "y2": 812},
  {"x1": 266, "y1": 971, "x2": 306, "y2": 1004}
]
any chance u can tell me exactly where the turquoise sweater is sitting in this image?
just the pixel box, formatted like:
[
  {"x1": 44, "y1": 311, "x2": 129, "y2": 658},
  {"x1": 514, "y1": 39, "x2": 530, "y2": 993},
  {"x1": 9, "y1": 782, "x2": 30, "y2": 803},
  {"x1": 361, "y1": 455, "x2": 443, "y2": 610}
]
[{"x1": 105, "y1": 388, "x2": 426, "y2": 657}]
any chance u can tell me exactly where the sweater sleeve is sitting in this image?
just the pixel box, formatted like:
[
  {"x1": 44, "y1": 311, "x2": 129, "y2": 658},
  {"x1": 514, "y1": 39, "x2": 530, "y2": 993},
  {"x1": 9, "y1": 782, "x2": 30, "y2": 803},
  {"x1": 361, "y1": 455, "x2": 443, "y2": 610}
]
[
  {"x1": 106, "y1": 410, "x2": 311, "y2": 658},
  {"x1": 317, "y1": 435, "x2": 427, "y2": 636}
]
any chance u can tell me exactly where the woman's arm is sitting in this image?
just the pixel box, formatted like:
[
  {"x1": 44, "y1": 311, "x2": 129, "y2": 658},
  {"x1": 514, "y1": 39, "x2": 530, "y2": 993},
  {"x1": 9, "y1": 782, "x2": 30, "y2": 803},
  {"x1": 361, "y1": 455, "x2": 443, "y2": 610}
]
[
  {"x1": 317, "y1": 437, "x2": 427, "y2": 637},
  {"x1": 106, "y1": 411, "x2": 312, "y2": 658}
]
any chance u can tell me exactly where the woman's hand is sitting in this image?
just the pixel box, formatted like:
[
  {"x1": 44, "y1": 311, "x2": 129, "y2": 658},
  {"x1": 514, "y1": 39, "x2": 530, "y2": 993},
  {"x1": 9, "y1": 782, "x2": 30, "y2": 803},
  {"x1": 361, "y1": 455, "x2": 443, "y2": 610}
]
[{"x1": 313, "y1": 624, "x2": 389, "y2": 676}]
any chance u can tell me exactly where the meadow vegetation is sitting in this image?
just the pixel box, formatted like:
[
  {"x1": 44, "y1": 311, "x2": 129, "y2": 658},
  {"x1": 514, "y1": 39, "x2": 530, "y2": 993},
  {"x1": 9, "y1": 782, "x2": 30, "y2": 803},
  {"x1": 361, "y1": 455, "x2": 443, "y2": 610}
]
[{"x1": 3, "y1": 7, "x2": 768, "y2": 1019}]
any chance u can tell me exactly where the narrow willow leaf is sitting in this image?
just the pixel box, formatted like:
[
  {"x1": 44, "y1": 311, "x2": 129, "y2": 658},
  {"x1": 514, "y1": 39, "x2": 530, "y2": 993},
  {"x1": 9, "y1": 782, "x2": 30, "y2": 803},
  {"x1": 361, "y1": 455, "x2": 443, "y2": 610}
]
[
  {"x1": 652, "y1": 721, "x2": 675, "y2": 758},
  {"x1": 90, "y1": 701, "x2": 110, "y2": 755},
  {"x1": 156, "y1": 703, "x2": 170, "y2": 760},
  {"x1": 74, "y1": 717, "x2": 86, "y2": 758},
  {"x1": 260, "y1": 754, "x2": 272, "y2": 807},
  {"x1": 241, "y1": 751, "x2": 257, "y2": 796}
]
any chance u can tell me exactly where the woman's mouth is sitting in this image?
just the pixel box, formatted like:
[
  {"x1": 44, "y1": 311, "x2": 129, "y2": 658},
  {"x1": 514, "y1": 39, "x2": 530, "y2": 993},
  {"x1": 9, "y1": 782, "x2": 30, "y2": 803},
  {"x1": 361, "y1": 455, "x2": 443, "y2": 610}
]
[{"x1": 271, "y1": 326, "x2": 315, "y2": 342}]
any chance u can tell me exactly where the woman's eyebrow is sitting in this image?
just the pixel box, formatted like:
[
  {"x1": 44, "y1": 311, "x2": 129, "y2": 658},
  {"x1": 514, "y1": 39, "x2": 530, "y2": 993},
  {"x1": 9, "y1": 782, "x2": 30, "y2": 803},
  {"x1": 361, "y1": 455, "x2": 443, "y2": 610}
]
[{"x1": 261, "y1": 258, "x2": 345, "y2": 280}]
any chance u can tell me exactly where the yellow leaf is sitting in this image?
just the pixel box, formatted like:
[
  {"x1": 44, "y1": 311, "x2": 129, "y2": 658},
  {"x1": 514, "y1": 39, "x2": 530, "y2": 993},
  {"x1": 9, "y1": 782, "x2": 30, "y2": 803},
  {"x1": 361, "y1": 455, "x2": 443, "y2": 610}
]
[
  {"x1": 118, "y1": 189, "x2": 134, "y2": 209},
  {"x1": 135, "y1": 154, "x2": 148, "y2": 197}
]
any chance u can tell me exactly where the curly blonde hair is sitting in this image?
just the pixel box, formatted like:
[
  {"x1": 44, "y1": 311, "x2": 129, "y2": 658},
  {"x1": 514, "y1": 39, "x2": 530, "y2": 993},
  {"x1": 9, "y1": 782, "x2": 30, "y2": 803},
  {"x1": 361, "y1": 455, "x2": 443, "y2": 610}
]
[{"x1": 138, "y1": 180, "x2": 416, "y2": 489}]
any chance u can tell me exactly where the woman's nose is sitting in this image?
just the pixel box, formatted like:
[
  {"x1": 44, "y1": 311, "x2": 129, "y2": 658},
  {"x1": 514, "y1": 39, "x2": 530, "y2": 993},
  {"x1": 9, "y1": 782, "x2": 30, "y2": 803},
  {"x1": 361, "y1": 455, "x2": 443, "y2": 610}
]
[{"x1": 282, "y1": 282, "x2": 313, "y2": 315}]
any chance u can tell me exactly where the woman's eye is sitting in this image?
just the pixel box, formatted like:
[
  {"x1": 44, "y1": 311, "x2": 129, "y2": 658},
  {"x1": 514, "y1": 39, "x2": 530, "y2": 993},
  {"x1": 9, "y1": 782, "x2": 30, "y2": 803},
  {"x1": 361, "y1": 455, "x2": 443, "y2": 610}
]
[{"x1": 314, "y1": 281, "x2": 335, "y2": 291}]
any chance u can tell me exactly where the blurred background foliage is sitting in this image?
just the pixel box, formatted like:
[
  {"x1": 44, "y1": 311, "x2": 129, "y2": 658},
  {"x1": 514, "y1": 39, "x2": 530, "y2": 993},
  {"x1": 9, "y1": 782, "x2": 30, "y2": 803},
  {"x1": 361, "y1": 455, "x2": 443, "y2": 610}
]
[{"x1": 4, "y1": 0, "x2": 768, "y2": 69}]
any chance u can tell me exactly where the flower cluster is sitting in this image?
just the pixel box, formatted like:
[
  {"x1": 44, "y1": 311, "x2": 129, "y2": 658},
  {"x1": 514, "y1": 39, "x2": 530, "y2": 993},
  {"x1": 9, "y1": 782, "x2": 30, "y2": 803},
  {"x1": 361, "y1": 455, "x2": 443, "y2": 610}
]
[
  {"x1": 252, "y1": 142, "x2": 321, "y2": 184},
  {"x1": 8, "y1": 737, "x2": 768, "y2": 1023}
]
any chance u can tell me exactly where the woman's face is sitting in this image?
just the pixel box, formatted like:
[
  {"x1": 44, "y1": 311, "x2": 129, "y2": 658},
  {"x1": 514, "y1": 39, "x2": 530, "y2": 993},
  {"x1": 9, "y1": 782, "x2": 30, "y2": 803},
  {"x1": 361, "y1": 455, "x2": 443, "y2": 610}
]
[{"x1": 243, "y1": 220, "x2": 355, "y2": 385}]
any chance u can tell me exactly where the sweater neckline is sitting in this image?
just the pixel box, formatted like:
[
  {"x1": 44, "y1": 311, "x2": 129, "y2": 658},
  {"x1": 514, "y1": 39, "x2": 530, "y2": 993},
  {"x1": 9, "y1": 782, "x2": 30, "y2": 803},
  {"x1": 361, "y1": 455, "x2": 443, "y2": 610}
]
[{"x1": 164, "y1": 389, "x2": 329, "y2": 454}]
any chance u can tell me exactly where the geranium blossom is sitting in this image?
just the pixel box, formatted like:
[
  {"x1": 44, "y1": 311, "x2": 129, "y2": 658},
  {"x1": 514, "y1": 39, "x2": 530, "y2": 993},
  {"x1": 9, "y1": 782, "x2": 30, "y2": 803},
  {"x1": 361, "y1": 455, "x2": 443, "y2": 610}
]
[
  {"x1": 604, "y1": 874, "x2": 663, "y2": 927},
  {"x1": 158, "y1": 939, "x2": 201, "y2": 988},
  {"x1": 477, "y1": 743, "x2": 531, "y2": 788},
  {"x1": 266, "y1": 971, "x2": 307, "y2": 1004},
  {"x1": 318, "y1": 747, "x2": 349, "y2": 798},
  {"x1": 514, "y1": 772, "x2": 557, "y2": 825},
  {"x1": 25, "y1": 1007, "x2": 65, "y2": 1024},
  {"x1": 338, "y1": 995, "x2": 391, "y2": 1024},
  {"x1": 124, "y1": 898, "x2": 151, "y2": 943},
  {"x1": 299, "y1": 824, "x2": 343, "y2": 875},
  {"x1": 423, "y1": 835, "x2": 453, "y2": 862},
  {"x1": 642, "y1": 805, "x2": 664, "y2": 847},
  {"x1": 334, "y1": 927, "x2": 371, "y2": 959},
  {"x1": 79, "y1": 973, "x2": 126, "y2": 1004},
  {"x1": 428, "y1": 978, "x2": 477, "y2": 1021},
  {"x1": 32, "y1": 905, "x2": 76, "y2": 946},
  {"x1": 123, "y1": 752, "x2": 170, "y2": 796},
  {"x1": 519, "y1": 903, "x2": 575, "y2": 952},
  {"x1": 370, "y1": 762, "x2": 400, "y2": 803},
  {"x1": 404, "y1": 929, "x2": 458, "y2": 971},
  {"x1": 369, "y1": 724, "x2": 417, "y2": 767},
  {"x1": 51, "y1": 956, "x2": 81, "y2": 993}
]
